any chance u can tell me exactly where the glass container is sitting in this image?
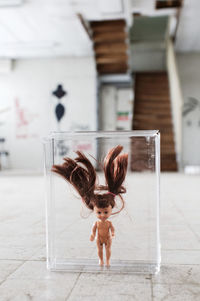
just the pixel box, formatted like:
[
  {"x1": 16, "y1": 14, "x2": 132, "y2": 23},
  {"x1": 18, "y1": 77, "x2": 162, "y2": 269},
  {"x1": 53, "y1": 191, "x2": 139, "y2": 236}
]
[{"x1": 43, "y1": 130, "x2": 160, "y2": 274}]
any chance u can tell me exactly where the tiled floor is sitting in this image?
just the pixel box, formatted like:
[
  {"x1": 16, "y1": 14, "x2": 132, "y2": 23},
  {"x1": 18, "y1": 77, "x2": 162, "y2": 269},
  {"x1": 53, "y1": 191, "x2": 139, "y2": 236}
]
[{"x1": 0, "y1": 173, "x2": 200, "y2": 300}]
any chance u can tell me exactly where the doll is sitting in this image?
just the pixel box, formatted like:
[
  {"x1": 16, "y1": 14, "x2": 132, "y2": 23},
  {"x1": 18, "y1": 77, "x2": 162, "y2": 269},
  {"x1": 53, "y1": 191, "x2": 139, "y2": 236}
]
[{"x1": 52, "y1": 145, "x2": 128, "y2": 267}]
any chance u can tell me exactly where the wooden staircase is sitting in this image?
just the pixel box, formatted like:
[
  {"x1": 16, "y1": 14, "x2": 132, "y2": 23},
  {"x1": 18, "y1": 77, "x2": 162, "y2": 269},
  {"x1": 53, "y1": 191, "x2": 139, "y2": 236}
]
[
  {"x1": 132, "y1": 72, "x2": 178, "y2": 171},
  {"x1": 156, "y1": 0, "x2": 183, "y2": 9},
  {"x1": 90, "y1": 20, "x2": 128, "y2": 75}
]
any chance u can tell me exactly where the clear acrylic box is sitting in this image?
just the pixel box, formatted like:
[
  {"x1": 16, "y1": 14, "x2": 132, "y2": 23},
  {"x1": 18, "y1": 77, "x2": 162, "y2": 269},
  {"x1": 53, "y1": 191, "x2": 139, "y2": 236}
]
[{"x1": 43, "y1": 130, "x2": 160, "y2": 274}]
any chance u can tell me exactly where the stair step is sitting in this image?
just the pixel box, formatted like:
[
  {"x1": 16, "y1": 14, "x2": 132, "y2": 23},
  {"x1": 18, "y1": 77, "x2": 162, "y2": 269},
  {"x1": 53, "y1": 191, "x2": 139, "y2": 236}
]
[
  {"x1": 136, "y1": 112, "x2": 170, "y2": 118},
  {"x1": 134, "y1": 95, "x2": 170, "y2": 101},
  {"x1": 133, "y1": 121, "x2": 173, "y2": 127},
  {"x1": 134, "y1": 106, "x2": 171, "y2": 112},
  {"x1": 96, "y1": 55, "x2": 128, "y2": 65},
  {"x1": 136, "y1": 87, "x2": 170, "y2": 93},
  {"x1": 94, "y1": 43, "x2": 128, "y2": 55},
  {"x1": 134, "y1": 109, "x2": 171, "y2": 114},
  {"x1": 135, "y1": 100, "x2": 171, "y2": 105},
  {"x1": 134, "y1": 108, "x2": 171, "y2": 114},
  {"x1": 91, "y1": 19, "x2": 126, "y2": 29},
  {"x1": 131, "y1": 148, "x2": 176, "y2": 155},
  {"x1": 136, "y1": 73, "x2": 168, "y2": 79},
  {"x1": 97, "y1": 63, "x2": 128, "y2": 74},
  {"x1": 93, "y1": 31, "x2": 127, "y2": 43},
  {"x1": 136, "y1": 78, "x2": 169, "y2": 83},
  {"x1": 136, "y1": 86, "x2": 170, "y2": 92},
  {"x1": 136, "y1": 78, "x2": 169, "y2": 82},
  {"x1": 134, "y1": 105, "x2": 171, "y2": 111},
  {"x1": 134, "y1": 110, "x2": 171, "y2": 121},
  {"x1": 156, "y1": 0, "x2": 182, "y2": 9},
  {"x1": 161, "y1": 165, "x2": 177, "y2": 171}
]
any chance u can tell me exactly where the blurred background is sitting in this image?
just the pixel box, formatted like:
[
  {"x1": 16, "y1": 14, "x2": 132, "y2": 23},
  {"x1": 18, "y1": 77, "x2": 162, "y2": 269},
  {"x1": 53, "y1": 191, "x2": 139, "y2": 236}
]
[{"x1": 0, "y1": 0, "x2": 199, "y2": 173}]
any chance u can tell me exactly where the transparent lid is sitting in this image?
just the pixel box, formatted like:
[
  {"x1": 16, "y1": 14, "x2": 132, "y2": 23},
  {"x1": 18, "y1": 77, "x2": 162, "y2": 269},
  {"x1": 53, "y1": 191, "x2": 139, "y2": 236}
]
[{"x1": 43, "y1": 130, "x2": 160, "y2": 142}]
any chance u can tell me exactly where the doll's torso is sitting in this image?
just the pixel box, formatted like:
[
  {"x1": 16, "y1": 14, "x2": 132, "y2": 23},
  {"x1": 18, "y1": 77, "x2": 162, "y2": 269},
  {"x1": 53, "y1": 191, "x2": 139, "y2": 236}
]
[{"x1": 96, "y1": 220, "x2": 111, "y2": 244}]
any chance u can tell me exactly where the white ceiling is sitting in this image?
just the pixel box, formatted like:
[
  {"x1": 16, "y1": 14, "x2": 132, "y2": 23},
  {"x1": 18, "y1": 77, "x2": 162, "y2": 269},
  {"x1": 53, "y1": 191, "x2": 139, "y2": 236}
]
[
  {"x1": 0, "y1": 0, "x2": 199, "y2": 59},
  {"x1": 0, "y1": 0, "x2": 132, "y2": 58},
  {"x1": 0, "y1": 0, "x2": 94, "y2": 58}
]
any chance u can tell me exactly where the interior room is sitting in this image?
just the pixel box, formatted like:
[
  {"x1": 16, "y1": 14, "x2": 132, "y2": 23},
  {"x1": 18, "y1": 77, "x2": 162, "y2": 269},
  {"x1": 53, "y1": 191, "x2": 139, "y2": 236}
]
[{"x1": 0, "y1": 0, "x2": 200, "y2": 300}]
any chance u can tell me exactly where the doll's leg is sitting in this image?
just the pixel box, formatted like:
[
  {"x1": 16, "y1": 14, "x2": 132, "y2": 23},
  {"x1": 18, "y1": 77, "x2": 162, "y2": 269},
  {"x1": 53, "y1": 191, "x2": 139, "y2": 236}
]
[
  {"x1": 97, "y1": 239, "x2": 104, "y2": 266},
  {"x1": 105, "y1": 238, "x2": 112, "y2": 267}
]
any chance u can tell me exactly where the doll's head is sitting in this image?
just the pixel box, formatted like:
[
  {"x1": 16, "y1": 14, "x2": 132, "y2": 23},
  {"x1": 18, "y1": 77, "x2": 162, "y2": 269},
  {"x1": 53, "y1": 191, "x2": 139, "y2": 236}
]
[
  {"x1": 93, "y1": 205, "x2": 112, "y2": 221},
  {"x1": 51, "y1": 145, "x2": 128, "y2": 215}
]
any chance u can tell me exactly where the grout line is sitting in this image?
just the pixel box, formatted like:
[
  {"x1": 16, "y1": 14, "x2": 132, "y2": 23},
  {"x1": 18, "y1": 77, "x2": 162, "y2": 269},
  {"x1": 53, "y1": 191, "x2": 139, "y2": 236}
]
[
  {"x1": 64, "y1": 272, "x2": 82, "y2": 301},
  {"x1": 150, "y1": 276, "x2": 154, "y2": 301},
  {"x1": 172, "y1": 200, "x2": 200, "y2": 244},
  {"x1": 151, "y1": 282, "x2": 200, "y2": 287},
  {"x1": 0, "y1": 260, "x2": 28, "y2": 287}
]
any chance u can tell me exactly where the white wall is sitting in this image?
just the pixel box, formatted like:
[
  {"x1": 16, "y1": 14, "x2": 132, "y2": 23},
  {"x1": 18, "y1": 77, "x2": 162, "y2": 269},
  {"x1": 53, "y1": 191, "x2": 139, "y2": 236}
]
[
  {"x1": 0, "y1": 57, "x2": 97, "y2": 171},
  {"x1": 176, "y1": 53, "x2": 200, "y2": 167},
  {"x1": 167, "y1": 40, "x2": 183, "y2": 169}
]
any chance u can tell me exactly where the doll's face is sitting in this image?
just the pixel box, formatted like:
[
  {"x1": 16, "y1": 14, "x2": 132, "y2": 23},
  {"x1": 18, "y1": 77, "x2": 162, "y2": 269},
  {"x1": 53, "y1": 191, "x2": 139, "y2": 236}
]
[{"x1": 94, "y1": 205, "x2": 112, "y2": 221}]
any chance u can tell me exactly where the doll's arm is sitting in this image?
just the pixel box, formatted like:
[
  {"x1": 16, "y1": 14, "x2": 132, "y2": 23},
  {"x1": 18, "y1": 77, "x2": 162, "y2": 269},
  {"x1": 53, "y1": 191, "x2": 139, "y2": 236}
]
[
  {"x1": 110, "y1": 222, "x2": 115, "y2": 238},
  {"x1": 90, "y1": 222, "x2": 97, "y2": 241}
]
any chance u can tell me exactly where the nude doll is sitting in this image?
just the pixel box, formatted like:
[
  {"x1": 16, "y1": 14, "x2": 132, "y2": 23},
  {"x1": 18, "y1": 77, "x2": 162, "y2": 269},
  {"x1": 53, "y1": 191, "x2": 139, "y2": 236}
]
[
  {"x1": 90, "y1": 204, "x2": 115, "y2": 266},
  {"x1": 52, "y1": 145, "x2": 128, "y2": 266}
]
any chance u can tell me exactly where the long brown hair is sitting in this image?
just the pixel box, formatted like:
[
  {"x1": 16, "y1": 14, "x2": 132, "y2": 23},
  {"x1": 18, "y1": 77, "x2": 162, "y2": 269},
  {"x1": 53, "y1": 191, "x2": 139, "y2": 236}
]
[{"x1": 52, "y1": 145, "x2": 128, "y2": 212}]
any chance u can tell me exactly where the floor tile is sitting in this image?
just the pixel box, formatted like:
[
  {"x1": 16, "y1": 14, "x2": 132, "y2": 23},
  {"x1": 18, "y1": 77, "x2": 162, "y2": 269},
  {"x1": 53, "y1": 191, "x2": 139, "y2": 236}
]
[
  {"x1": 153, "y1": 283, "x2": 200, "y2": 301},
  {"x1": 162, "y1": 250, "x2": 200, "y2": 265},
  {"x1": 152, "y1": 265, "x2": 200, "y2": 285},
  {"x1": 0, "y1": 260, "x2": 24, "y2": 283},
  {"x1": 7, "y1": 261, "x2": 76, "y2": 281},
  {"x1": 67, "y1": 273, "x2": 152, "y2": 301},
  {"x1": 0, "y1": 277, "x2": 79, "y2": 301},
  {"x1": 160, "y1": 225, "x2": 200, "y2": 250}
]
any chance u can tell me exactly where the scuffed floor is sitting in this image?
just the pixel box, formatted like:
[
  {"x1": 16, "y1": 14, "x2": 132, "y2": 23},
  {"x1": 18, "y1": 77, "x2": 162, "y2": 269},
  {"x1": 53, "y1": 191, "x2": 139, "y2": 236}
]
[{"x1": 0, "y1": 173, "x2": 200, "y2": 300}]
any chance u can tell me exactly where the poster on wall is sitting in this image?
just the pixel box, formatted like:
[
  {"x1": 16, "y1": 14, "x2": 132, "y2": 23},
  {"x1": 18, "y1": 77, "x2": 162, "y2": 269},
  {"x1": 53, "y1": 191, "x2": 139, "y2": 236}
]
[{"x1": 15, "y1": 98, "x2": 39, "y2": 139}]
